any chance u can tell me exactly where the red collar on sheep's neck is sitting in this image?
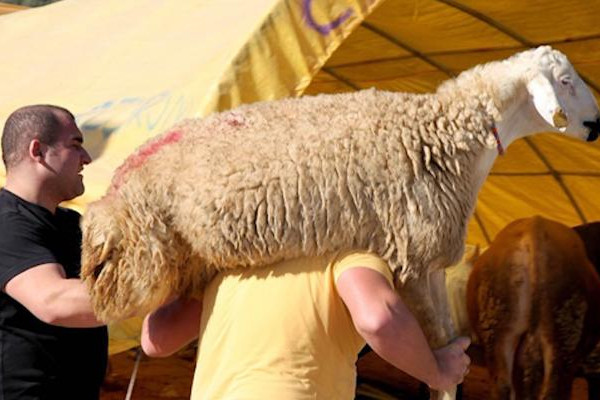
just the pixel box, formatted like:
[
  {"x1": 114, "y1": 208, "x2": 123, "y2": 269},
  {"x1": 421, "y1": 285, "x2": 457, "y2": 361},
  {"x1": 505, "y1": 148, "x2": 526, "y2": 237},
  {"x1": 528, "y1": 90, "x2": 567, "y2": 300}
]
[{"x1": 491, "y1": 123, "x2": 505, "y2": 155}]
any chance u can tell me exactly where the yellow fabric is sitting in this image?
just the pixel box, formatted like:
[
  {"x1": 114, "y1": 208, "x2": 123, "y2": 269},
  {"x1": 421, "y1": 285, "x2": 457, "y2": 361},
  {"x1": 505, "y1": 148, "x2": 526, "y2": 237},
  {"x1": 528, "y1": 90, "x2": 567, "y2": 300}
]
[
  {"x1": 0, "y1": 0, "x2": 379, "y2": 212},
  {"x1": 333, "y1": 250, "x2": 394, "y2": 286},
  {"x1": 0, "y1": 3, "x2": 23, "y2": 14},
  {"x1": 105, "y1": 317, "x2": 143, "y2": 355},
  {"x1": 190, "y1": 252, "x2": 392, "y2": 400}
]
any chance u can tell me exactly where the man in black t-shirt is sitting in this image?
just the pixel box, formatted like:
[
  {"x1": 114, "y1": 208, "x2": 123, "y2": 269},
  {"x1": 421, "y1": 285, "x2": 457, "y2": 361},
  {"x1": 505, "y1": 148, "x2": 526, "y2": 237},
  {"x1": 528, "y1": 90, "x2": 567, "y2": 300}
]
[{"x1": 0, "y1": 105, "x2": 108, "y2": 399}]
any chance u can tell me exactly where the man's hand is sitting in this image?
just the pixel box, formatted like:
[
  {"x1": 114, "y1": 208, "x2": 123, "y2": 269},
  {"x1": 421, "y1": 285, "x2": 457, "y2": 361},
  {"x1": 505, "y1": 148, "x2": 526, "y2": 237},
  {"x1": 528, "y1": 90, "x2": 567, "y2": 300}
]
[{"x1": 430, "y1": 336, "x2": 471, "y2": 391}]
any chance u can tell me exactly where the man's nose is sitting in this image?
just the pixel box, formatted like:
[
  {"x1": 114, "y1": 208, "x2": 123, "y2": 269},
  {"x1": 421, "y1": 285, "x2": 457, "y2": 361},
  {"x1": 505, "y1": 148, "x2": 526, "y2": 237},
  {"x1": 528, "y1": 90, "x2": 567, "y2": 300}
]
[{"x1": 82, "y1": 148, "x2": 92, "y2": 164}]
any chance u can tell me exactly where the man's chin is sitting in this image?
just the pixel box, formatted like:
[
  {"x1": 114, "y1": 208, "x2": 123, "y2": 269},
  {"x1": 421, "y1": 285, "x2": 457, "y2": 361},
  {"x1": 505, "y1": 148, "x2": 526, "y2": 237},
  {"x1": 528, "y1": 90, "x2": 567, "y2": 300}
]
[{"x1": 64, "y1": 186, "x2": 85, "y2": 202}]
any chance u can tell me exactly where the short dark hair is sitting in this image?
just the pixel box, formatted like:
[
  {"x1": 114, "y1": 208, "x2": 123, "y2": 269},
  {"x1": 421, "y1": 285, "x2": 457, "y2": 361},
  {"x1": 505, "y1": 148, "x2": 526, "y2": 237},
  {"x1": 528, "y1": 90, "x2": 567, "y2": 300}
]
[{"x1": 2, "y1": 104, "x2": 75, "y2": 169}]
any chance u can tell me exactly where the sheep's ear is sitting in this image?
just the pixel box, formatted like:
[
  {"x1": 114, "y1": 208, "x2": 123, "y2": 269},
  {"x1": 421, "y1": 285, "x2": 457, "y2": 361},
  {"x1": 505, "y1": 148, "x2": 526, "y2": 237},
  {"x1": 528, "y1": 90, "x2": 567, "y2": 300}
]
[
  {"x1": 527, "y1": 74, "x2": 569, "y2": 131},
  {"x1": 99, "y1": 230, "x2": 121, "y2": 261},
  {"x1": 84, "y1": 201, "x2": 121, "y2": 255},
  {"x1": 90, "y1": 228, "x2": 106, "y2": 248}
]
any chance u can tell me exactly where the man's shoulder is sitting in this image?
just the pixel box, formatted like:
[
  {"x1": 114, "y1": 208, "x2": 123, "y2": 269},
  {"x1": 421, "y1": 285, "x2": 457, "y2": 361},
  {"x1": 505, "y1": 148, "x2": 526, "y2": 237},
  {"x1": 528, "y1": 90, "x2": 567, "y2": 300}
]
[
  {"x1": 56, "y1": 206, "x2": 81, "y2": 222},
  {"x1": 0, "y1": 188, "x2": 20, "y2": 214},
  {"x1": 332, "y1": 251, "x2": 393, "y2": 286},
  {"x1": 0, "y1": 192, "x2": 28, "y2": 225},
  {"x1": 0, "y1": 189, "x2": 47, "y2": 223},
  {"x1": 0, "y1": 191, "x2": 52, "y2": 241}
]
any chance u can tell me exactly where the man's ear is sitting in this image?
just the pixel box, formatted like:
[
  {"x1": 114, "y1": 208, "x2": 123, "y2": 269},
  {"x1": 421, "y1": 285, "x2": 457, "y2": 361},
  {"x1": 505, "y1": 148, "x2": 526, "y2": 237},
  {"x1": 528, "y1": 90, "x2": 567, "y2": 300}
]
[{"x1": 28, "y1": 139, "x2": 44, "y2": 161}]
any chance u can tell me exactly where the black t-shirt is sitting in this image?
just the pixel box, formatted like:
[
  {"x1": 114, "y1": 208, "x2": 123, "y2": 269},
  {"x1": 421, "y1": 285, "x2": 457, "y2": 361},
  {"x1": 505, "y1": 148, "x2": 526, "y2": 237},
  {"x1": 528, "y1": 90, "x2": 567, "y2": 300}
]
[{"x1": 0, "y1": 189, "x2": 108, "y2": 400}]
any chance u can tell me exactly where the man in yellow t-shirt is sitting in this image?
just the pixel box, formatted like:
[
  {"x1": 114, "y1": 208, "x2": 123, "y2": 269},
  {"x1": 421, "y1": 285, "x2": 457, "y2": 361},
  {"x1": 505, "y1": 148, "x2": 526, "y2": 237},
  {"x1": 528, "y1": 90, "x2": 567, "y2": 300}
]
[{"x1": 141, "y1": 252, "x2": 471, "y2": 399}]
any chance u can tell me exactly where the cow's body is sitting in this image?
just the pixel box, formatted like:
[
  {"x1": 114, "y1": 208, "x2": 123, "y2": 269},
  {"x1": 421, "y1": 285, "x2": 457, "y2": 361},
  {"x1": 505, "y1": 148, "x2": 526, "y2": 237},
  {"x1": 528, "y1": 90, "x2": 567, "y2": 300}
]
[
  {"x1": 573, "y1": 222, "x2": 600, "y2": 399},
  {"x1": 467, "y1": 216, "x2": 600, "y2": 399}
]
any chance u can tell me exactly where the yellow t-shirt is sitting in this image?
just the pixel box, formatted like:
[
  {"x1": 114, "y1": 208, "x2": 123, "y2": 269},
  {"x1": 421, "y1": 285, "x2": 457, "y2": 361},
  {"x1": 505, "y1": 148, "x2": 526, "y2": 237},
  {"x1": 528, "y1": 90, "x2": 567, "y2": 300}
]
[{"x1": 190, "y1": 252, "x2": 393, "y2": 400}]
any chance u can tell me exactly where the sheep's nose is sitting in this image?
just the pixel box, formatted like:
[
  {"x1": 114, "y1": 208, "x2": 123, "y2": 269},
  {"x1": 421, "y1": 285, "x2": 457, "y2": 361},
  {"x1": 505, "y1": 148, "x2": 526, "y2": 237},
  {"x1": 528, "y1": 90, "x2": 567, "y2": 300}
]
[{"x1": 583, "y1": 118, "x2": 600, "y2": 142}]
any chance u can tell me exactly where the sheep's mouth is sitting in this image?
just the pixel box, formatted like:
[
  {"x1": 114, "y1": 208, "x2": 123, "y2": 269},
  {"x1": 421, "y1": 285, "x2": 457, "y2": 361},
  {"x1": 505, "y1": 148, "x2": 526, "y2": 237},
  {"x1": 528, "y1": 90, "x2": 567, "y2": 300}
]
[{"x1": 583, "y1": 118, "x2": 600, "y2": 142}]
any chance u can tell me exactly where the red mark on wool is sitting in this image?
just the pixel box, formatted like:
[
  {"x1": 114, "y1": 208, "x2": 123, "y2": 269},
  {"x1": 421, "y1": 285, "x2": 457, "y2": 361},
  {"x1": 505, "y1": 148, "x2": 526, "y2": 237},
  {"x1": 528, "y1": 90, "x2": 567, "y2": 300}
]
[
  {"x1": 131, "y1": 130, "x2": 182, "y2": 166},
  {"x1": 225, "y1": 113, "x2": 246, "y2": 127},
  {"x1": 109, "y1": 130, "x2": 183, "y2": 193}
]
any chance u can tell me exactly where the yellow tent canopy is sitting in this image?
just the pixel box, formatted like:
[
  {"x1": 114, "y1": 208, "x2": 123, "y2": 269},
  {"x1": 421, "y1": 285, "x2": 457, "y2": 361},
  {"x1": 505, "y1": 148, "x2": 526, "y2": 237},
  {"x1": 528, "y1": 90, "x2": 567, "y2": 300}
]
[
  {"x1": 1, "y1": 0, "x2": 600, "y2": 353},
  {"x1": 0, "y1": 3, "x2": 23, "y2": 14}
]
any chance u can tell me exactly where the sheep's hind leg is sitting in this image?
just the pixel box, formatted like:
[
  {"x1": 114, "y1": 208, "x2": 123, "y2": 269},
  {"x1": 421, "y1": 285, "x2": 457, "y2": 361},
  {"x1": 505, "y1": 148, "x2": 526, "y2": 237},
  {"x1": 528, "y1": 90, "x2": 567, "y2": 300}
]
[{"x1": 399, "y1": 270, "x2": 457, "y2": 400}]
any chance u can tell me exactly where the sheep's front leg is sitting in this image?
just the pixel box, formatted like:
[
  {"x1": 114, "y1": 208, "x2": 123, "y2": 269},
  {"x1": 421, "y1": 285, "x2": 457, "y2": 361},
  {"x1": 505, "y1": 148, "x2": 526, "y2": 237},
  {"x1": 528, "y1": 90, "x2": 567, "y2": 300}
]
[{"x1": 398, "y1": 269, "x2": 458, "y2": 400}]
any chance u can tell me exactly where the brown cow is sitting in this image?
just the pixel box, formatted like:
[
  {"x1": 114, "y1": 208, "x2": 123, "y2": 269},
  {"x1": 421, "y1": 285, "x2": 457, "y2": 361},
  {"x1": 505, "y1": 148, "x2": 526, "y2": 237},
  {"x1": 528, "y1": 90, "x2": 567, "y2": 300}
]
[
  {"x1": 573, "y1": 222, "x2": 600, "y2": 272},
  {"x1": 573, "y1": 222, "x2": 600, "y2": 399},
  {"x1": 466, "y1": 216, "x2": 600, "y2": 400}
]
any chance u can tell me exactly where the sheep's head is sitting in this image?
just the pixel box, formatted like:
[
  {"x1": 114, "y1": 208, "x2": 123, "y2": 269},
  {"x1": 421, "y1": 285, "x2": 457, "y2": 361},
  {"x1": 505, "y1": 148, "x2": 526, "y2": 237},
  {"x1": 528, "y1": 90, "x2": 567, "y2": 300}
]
[
  {"x1": 80, "y1": 194, "x2": 181, "y2": 322},
  {"x1": 524, "y1": 46, "x2": 599, "y2": 142}
]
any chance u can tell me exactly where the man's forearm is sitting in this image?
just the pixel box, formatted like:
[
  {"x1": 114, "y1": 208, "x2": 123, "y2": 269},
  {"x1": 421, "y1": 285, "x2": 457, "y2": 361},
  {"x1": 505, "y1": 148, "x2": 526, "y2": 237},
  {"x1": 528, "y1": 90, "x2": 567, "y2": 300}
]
[
  {"x1": 4, "y1": 263, "x2": 105, "y2": 328},
  {"x1": 42, "y1": 278, "x2": 105, "y2": 327},
  {"x1": 358, "y1": 298, "x2": 442, "y2": 388},
  {"x1": 336, "y1": 267, "x2": 466, "y2": 390}
]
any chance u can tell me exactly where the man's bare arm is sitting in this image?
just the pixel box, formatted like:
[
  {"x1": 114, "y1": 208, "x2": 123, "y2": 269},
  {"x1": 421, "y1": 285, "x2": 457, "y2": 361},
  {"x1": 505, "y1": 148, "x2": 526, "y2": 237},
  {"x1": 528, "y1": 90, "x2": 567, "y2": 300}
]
[
  {"x1": 141, "y1": 297, "x2": 203, "y2": 358},
  {"x1": 336, "y1": 267, "x2": 470, "y2": 391},
  {"x1": 4, "y1": 263, "x2": 104, "y2": 327}
]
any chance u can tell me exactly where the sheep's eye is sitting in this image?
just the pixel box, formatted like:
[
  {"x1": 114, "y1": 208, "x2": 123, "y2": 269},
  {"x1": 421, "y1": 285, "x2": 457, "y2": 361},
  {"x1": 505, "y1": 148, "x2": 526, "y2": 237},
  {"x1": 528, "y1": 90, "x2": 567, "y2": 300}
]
[{"x1": 559, "y1": 76, "x2": 572, "y2": 86}]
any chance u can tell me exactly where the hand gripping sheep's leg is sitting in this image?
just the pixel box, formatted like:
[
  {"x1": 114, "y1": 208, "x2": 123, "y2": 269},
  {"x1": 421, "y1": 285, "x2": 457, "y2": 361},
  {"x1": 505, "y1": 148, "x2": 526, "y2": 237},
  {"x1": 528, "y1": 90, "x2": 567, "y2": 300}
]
[{"x1": 399, "y1": 269, "x2": 458, "y2": 400}]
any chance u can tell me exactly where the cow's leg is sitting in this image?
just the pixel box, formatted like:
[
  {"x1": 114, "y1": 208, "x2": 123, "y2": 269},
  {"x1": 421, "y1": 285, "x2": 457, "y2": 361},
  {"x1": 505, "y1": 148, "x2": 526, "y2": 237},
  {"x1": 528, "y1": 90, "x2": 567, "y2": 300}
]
[
  {"x1": 586, "y1": 373, "x2": 600, "y2": 400},
  {"x1": 536, "y1": 286, "x2": 593, "y2": 400},
  {"x1": 537, "y1": 339, "x2": 578, "y2": 399},
  {"x1": 399, "y1": 270, "x2": 457, "y2": 400},
  {"x1": 583, "y1": 348, "x2": 600, "y2": 400},
  {"x1": 537, "y1": 317, "x2": 582, "y2": 398},
  {"x1": 477, "y1": 280, "x2": 529, "y2": 400},
  {"x1": 483, "y1": 328, "x2": 522, "y2": 400},
  {"x1": 474, "y1": 256, "x2": 532, "y2": 400},
  {"x1": 512, "y1": 333, "x2": 543, "y2": 400}
]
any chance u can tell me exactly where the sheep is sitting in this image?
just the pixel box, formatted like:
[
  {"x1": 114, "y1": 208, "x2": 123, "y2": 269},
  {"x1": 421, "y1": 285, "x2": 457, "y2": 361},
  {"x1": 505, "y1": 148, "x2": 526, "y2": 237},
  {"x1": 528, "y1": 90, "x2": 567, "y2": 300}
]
[
  {"x1": 466, "y1": 217, "x2": 600, "y2": 400},
  {"x1": 80, "y1": 46, "x2": 599, "y2": 398}
]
